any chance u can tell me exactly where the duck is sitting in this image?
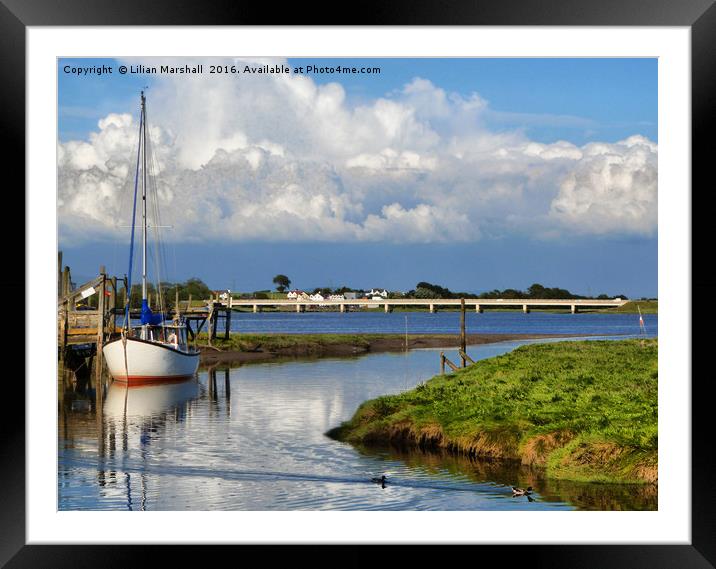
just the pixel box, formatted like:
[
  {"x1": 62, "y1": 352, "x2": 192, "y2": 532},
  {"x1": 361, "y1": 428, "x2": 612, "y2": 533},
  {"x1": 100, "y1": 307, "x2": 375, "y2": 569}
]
[
  {"x1": 511, "y1": 486, "x2": 533, "y2": 496},
  {"x1": 371, "y1": 475, "x2": 387, "y2": 488}
]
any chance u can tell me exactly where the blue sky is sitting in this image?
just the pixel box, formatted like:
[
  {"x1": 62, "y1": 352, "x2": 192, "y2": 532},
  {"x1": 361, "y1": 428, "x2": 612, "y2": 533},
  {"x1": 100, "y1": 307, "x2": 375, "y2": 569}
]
[{"x1": 58, "y1": 57, "x2": 658, "y2": 297}]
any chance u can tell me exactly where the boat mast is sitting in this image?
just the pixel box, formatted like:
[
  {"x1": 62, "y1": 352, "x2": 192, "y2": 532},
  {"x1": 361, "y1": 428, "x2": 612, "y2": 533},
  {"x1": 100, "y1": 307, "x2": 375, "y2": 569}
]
[{"x1": 141, "y1": 91, "x2": 148, "y2": 304}]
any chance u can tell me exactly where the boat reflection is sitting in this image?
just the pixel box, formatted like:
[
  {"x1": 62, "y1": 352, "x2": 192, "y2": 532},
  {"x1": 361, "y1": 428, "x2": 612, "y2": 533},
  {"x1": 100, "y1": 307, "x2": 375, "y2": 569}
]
[
  {"x1": 104, "y1": 377, "x2": 201, "y2": 418},
  {"x1": 103, "y1": 378, "x2": 201, "y2": 419},
  {"x1": 91, "y1": 377, "x2": 203, "y2": 510}
]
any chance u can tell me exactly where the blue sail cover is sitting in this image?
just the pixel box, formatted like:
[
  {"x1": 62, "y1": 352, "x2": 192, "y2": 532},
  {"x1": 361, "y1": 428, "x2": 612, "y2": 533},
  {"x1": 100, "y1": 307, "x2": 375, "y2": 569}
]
[{"x1": 140, "y1": 298, "x2": 164, "y2": 325}]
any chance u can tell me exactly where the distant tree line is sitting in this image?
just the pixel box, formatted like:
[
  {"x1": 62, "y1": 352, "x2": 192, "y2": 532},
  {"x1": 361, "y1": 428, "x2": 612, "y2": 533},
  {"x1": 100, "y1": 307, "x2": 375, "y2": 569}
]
[
  {"x1": 114, "y1": 276, "x2": 628, "y2": 305},
  {"x1": 403, "y1": 281, "x2": 628, "y2": 300},
  {"x1": 127, "y1": 277, "x2": 213, "y2": 306}
]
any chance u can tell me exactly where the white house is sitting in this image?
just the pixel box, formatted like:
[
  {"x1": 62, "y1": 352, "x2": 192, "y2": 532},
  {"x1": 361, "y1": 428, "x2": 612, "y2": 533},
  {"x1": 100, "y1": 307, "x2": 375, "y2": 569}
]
[
  {"x1": 309, "y1": 293, "x2": 325, "y2": 302},
  {"x1": 287, "y1": 290, "x2": 309, "y2": 300},
  {"x1": 367, "y1": 288, "x2": 388, "y2": 298},
  {"x1": 328, "y1": 294, "x2": 345, "y2": 301}
]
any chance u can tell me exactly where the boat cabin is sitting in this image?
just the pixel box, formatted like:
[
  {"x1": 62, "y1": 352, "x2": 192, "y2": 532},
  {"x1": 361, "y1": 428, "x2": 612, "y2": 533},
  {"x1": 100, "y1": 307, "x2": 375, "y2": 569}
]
[{"x1": 130, "y1": 323, "x2": 190, "y2": 350}]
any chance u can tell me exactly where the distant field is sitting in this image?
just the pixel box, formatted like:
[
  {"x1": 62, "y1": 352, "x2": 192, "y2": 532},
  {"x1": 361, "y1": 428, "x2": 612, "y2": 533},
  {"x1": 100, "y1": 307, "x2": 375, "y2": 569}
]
[{"x1": 604, "y1": 300, "x2": 658, "y2": 314}]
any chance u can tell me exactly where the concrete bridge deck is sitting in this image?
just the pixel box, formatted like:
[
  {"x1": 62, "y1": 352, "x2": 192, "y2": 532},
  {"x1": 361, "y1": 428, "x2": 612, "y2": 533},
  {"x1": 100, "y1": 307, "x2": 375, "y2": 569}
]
[{"x1": 227, "y1": 298, "x2": 628, "y2": 313}]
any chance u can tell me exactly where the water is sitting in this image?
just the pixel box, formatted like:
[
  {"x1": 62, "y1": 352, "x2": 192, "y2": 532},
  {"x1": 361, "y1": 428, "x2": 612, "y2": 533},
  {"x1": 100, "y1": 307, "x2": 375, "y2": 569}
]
[
  {"x1": 226, "y1": 310, "x2": 657, "y2": 337},
  {"x1": 58, "y1": 313, "x2": 657, "y2": 511}
]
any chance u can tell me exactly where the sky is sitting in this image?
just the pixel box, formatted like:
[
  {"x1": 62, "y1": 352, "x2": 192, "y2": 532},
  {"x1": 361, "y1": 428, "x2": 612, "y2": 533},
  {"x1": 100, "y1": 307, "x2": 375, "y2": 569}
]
[{"x1": 57, "y1": 57, "x2": 658, "y2": 297}]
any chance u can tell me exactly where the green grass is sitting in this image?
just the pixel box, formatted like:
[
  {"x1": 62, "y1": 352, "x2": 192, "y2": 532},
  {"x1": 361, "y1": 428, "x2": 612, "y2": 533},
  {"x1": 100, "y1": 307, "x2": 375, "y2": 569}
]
[
  {"x1": 604, "y1": 300, "x2": 658, "y2": 314},
  {"x1": 197, "y1": 332, "x2": 403, "y2": 352},
  {"x1": 328, "y1": 339, "x2": 658, "y2": 484}
]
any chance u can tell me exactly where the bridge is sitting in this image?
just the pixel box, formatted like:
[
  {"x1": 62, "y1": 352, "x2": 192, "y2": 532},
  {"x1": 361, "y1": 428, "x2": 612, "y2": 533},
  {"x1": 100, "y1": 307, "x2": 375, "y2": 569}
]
[{"x1": 227, "y1": 297, "x2": 628, "y2": 314}]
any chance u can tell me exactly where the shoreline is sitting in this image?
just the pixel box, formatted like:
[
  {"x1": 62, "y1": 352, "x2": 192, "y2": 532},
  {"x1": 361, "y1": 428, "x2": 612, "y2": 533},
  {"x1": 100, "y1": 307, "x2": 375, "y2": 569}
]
[{"x1": 197, "y1": 332, "x2": 600, "y2": 366}]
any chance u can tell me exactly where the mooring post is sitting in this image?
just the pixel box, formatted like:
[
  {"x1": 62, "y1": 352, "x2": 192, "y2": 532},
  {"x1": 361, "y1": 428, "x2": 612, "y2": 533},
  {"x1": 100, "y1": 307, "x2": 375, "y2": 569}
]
[
  {"x1": 224, "y1": 303, "x2": 231, "y2": 340},
  {"x1": 61, "y1": 298, "x2": 69, "y2": 352},
  {"x1": 110, "y1": 276, "x2": 117, "y2": 333},
  {"x1": 95, "y1": 267, "x2": 106, "y2": 410},
  {"x1": 440, "y1": 351, "x2": 446, "y2": 374},
  {"x1": 58, "y1": 251, "x2": 63, "y2": 298},
  {"x1": 207, "y1": 302, "x2": 215, "y2": 346},
  {"x1": 62, "y1": 266, "x2": 71, "y2": 299},
  {"x1": 460, "y1": 298, "x2": 467, "y2": 367}
]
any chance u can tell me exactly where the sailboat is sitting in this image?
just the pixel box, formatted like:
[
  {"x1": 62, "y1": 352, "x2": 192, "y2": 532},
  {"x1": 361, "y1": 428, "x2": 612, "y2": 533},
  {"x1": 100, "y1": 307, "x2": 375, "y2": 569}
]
[{"x1": 103, "y1": 91, "x2": 200, "y2": 384}]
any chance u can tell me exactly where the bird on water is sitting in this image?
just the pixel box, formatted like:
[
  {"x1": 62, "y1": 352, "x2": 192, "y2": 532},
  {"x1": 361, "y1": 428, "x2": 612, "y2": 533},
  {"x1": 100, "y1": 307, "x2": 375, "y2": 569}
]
[
  {"x1": 511, "y1": 486, "x2": 533, "y2": 496},
  {"x1": 371, "y1": 475, "x2": 387, "y2": 488}
]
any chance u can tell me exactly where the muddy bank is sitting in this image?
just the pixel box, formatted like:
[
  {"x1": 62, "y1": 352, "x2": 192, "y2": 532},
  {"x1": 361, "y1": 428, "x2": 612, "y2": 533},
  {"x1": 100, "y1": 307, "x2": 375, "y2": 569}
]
[{"x1": 198, "y1": 333, "x2": 583, "y2": 366}]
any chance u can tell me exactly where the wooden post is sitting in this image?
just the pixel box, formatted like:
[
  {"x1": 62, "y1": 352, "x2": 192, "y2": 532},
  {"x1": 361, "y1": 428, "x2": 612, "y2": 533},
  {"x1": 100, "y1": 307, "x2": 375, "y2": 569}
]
[
  {"x1": 95, "y1": 269, "x2": 106, "y2": 409},
  {"x1": 187, "y1": 294, "x2": 192, "y2": 311},
  {"x1": 61, "y1": 299, "x2": 69, "y2": 352},
  {"x1": 207, "y1": 303, "x2": 216, "y2": 346},
  {"x1": 458, "y1": 349, "x2": 475, "y2": 365},
  {"x1": 58, "y1": 251, "x2": 63, "y2": 298},
  {"x1": 212, "y1": 306, "x2": 219, "y2": 341},
  {"x1": 444, "y1": 355, "x2": 459, "y2": 372},
  {"x1": 440, "y1": 351, "x2": 445, "y2": 375},
  {"x1": 224, "y1": 304, "x2": 231, "y2": 340},
  {"x1": 62, "y1": 266, "x2": 71, "y2": 299},
  {"x1": 460, "y1": 298, "x2": 467, "y2": 367},
  {"x1": 110, "y1": 277, "x2": 117, "y2": 333}
]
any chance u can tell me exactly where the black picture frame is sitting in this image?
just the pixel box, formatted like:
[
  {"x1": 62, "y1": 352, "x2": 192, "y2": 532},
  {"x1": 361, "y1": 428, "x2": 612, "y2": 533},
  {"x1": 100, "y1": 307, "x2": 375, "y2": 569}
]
[{"x1": 6, "y1": 0, "x2": 713, "y2": 567}]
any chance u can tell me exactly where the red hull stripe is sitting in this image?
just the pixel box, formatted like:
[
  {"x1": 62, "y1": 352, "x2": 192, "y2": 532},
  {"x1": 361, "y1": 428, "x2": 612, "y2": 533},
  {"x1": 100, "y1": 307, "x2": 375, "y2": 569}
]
[{"x1": 112, "y1": 374, "x2": 195, "y2": 385}]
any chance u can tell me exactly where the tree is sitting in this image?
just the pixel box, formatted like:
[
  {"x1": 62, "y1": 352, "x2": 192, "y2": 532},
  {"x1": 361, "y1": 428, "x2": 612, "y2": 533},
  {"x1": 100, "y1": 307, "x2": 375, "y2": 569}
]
[
  {"x1": 527, "y1": 283, "x2": 546, "y2": 298},
  {"x1": 272, "y1": 274, "x2": 291, "y2": 292}
]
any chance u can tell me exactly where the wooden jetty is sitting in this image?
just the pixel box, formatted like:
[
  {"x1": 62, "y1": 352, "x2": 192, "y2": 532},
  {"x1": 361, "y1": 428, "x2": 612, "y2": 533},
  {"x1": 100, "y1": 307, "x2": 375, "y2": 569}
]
[{"x1": 57, "y1": 256, "x2": 232, "y2": 407}]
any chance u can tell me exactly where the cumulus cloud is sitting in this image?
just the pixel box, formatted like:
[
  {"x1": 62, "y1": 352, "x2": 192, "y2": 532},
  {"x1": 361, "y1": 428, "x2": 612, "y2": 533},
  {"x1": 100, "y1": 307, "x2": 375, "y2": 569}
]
[
  {"x1": 549, "y1": 135, "x2": 657, "y2": 235},
  {"x1": 58, "y1": 59, "x2": 657, "y2": 245}
]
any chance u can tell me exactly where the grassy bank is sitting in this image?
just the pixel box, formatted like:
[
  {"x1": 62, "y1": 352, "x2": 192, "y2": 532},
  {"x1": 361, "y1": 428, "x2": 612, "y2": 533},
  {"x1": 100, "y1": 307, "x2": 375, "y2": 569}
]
[
  {"x1": 197, "y1": 332, "x2": 384, "y2": 353},
  {"x1": 194, "y1": 332, "x2": 582, "y2": 366},
  {"x1": 328, "y1": 339, "x2": 657, "y2": 484},
  {"x1": 605, "y1": 300, "x2": 658, "y2": 314}
]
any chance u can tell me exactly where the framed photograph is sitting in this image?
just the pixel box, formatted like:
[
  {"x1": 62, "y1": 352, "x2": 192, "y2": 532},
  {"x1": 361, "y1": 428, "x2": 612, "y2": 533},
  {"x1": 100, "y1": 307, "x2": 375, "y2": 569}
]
[{"x1": 8, "y1": 0, "x2": 713, "y2": 566}]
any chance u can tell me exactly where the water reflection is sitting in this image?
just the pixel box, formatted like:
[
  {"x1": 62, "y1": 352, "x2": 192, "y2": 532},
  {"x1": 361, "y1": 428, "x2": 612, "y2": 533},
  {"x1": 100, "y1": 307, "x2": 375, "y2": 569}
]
[
  {"x1": 104, "y1": 379, "x2": 201, "y2": 418},
  {"x1": 353, "y1": 444, "x2": 657, "y2": 511},
  {"x1": 93, "y1": 377, "x2": 202, "y2": 510},
  {"x1": 59, "y1": 339, "x2": 657, "y2": 511}
]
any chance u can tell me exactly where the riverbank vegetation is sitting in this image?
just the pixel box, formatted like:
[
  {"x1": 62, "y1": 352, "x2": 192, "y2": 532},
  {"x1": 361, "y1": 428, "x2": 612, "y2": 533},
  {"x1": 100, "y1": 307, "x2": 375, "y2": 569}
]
[
  {"x1": 328, "y1": 339, "x2": 657, "y2": 485},
  {"x1": 194, "y1": 332, "x2": 577, "y2": 366},
  {"x1": 604, "y1": 300, "x2": 658, "y2": 314}
]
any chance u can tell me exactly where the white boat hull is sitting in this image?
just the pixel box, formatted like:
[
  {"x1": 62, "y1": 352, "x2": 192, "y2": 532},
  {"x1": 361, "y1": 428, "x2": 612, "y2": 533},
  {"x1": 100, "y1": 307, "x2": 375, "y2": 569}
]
[{"x1": 103, "y1": 338, "x2": 200, "y2": 384}]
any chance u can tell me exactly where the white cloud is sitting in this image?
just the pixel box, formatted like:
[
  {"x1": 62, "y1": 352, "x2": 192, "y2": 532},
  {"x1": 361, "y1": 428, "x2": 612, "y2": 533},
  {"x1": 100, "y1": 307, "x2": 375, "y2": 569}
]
[
  {"x1": 549, "y1": 136, "x2": 657, "y2": 235},
  {"x1": 58, "y1": 59, "x2": 657, "y2": 245}
]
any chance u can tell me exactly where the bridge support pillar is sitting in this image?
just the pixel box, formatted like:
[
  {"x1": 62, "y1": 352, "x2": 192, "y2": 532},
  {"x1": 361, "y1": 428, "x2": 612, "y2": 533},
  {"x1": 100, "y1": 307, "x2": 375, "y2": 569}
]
[
  {"x1": 571, "y1": 304, "x2": 577, "y2": 314},
  {"x1": 296, "y1": 304, "x2": 305, "y2": 313},
  {"x1": 384, "y1": 304, "x2": 392, "y2": 313},
  {"x1": 522, "y1": 304, "x2": 530, "y2": 314},
  {"x1": 429, "y1": 304, "x2": 436, "y2": 314},
  {"x1": 340, "y1": 304, "x2": 345, "y2": 313},
  {"x1": 253, "y1": 304, "x2": 258, "y2": 313},
  {"x1": 475, "y1": 304, "x2": 483, "y2": 313}
]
